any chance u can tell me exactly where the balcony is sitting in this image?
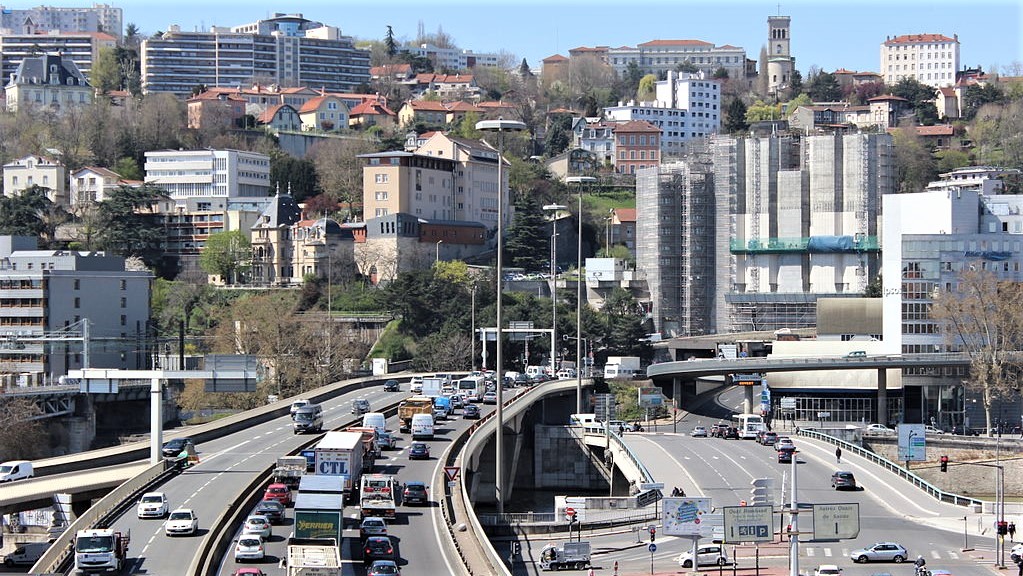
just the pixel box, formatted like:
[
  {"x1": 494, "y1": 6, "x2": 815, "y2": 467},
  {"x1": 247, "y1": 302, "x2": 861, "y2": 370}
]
[{"x1": 730, "y1": 235, "x2": 880, "y2": 254}]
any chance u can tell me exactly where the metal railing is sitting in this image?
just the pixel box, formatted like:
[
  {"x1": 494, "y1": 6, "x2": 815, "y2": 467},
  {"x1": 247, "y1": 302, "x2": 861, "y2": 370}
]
[
  {"x1": 797, "y1": 428, "x2": 983, "y2": 507},
  {"x1": 580, "y1": 426, "x2": 655, "y2": 483}
]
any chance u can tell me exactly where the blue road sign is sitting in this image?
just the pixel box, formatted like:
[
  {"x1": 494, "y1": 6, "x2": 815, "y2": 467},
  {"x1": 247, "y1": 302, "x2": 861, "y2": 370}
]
[{"x1": 648, "y1": 543, "x2": 657, "y2": 553}]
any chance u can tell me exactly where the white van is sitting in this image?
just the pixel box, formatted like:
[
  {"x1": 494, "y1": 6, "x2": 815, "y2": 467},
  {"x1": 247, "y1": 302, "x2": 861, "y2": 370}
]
[
  {"x1": 362, "y1": 412, "x2": 387, "y2": 435},
  {"x1": 0, "y1": 460, "x2": 33, "y2": 482},
  {"x1": 569, "y1": 413, "x2": 597, "y2": 427},
  {"x1": 411, "y1": 414, "x2": 435, "y2": 440},
  {"x1": 2, "y1": 542, "x2": 49, "y2": 566}
]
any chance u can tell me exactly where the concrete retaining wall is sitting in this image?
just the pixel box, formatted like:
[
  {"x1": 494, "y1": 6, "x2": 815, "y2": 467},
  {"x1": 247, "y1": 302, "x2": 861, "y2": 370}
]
[
  {"x1": 533, "y1": 425, "x2": 606, "y2": 489},
  {"x1": 866, "y1": 437, "x2": 1023, "y2": 497}
]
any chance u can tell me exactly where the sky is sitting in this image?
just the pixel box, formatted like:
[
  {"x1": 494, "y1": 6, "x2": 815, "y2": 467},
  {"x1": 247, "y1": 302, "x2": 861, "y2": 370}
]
[{"x1": 106, "y1": 0, "x2": 1022, "y2": 75}]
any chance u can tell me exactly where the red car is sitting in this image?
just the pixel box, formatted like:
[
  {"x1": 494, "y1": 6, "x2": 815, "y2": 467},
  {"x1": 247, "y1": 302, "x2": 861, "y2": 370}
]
[
  {"x1": 263, "y1": 482, "x2": 292, "y2": 506},
  {"x1": 232, "y1": 569, "x2": 266, "y2": 576}
]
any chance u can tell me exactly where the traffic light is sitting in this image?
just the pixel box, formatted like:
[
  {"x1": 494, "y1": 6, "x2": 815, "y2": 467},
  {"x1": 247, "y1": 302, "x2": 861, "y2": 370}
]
[
  {"x1": 512, "y1": 541, "x2": 521, "y2": 556},
  {"x1": 940, "y1": 455, "x2": 948, "y2": 472},
  {"x1": 998, "y1": 521, "x2": 1008, "y2": 536},
  {"x1": 649, "y1": 526, "x2": 656, "y2": 542}
]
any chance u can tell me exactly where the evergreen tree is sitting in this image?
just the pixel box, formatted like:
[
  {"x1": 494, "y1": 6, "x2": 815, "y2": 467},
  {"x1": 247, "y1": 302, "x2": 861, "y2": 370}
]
[
  {"x1": 518, "y1": 58, "x2": 532, "y2": 77},
  {"x1": 0, "y1": 186, "x2": 53, "y2": 238},
  {"x1": 97, "y1": 184, "x2": 169, "y2": 274},
  {"x1": 807, "y1": 71, "x2": 842, "y2": 101},
  {"x1": 505, "y1": 195, "x2": 550, "y2": 272},
  {"x1": 270, "y1": 152, "x2": 319, "y2": 202},
  {"x1": 384, "y1": 26, "x2": 398, "y2": 57},
  {"x1": 890, "y1": 78, "x2": 940, "y2": 125},
  {"x1": 600, "y1": 288, "x2": 652, "y2": 361},
  {"x1": 723, "y1": 98, "x2": 749, "y2": 134}
]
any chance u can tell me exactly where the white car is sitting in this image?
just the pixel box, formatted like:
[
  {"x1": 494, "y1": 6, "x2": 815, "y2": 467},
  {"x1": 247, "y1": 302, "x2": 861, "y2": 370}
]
[
  {"x1": 677, "y1": 543, "x2": 729, "y2": 567},
  {"x1": 925, "y1": 425, "x2": 945, "y2": 435},
  {"x1": 814, "y1": 565, "x2": 842, "y2": 576},
  {"x1": 234, "y1": 536, "x2": 265, "y2": 562},
  {"x1": 865, "y1": 424, "x2": 894, "y2": 435},
  {"x1": 165, "y1": 508, "x2": 198, "y2": 536},
  {"x1": 1010, "y1": 542, "x2": 1022, "y2": 563},
  {"x1": 241, "y1": 514, "x2": 272, "y2": 541},
  {"x1": 692, "y1": 426, "x2": 708, "y2": 437},
  {"x1": 136, "y1": 492, "x2": 169, "y2": 518}
]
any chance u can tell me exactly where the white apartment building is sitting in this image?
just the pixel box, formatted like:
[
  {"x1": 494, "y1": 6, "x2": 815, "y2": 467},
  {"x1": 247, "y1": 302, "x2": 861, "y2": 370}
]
[
  {"x1": 70, "y1": 166, "x2": 129, "y2": 208},
  {"x1": 2, "y1": 155, "x2": 67, "y2": 206},
  {"x1": 0, "y1": 4, "x2": 122, "y2": 40},
  {"x1": 606, "y1": 39, "x2": 746, "y2": 80},
  {"x1": 407, "y1": 43, "x2": 502, "y2": 70},
  {"x1": 880, "y1": 33, "x2": 960, "y2": 88},
  {"x1": 924, "y1": 166, "x2": 1020, "y2": 196},
  {"x1": 141, "y1": 23, "x2": 369, "y2": 97},
  {"x1": 144, "y1": 149, "x2": 271, "y2": 200},
  {"x1": 0, "y1": 31, "x2": 114, "y2": 87},
  {"x1": 604, "y1": 71, "x2": 720, "y2": 157}
]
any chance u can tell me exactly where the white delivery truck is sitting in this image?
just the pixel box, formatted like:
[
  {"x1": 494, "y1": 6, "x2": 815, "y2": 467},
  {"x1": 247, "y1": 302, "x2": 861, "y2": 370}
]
[
  {"x1": 74, "y1": 528, "x2": 130, "y2": 574},
  {"x1": 420, "y1": 376, "x2": 445, "y2": 398},
  {"x1": 603, "y1": 356, "x2": 641, "y2": 379},
  {"x1": 411, "y1": 413, "x2": 435, "y2": 440},
  {"x1": 313, "y1": 431, "x2": 365, "y2": 494},
  {"x1": 286, "y1": 537, "x2": 341, "y2": 576}
]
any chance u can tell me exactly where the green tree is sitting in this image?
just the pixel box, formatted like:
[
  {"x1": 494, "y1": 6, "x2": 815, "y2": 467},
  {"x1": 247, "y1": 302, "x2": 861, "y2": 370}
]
[
  {"x1": 505, "y1": 194, "x2": 550, "y2": 272},
  {"x1": 787, "y1": 69, "x2": 804, "y2": 96},
  {"x1": 890, "y1": 78, "x2": 939, "y2": 125},
  {"x1": 199, "y1": 230, "x2": 251, "y2": 284},
  {"x1": 90, "y1": 46, "x2": 121, "y2": 94},
  {"x1": 384, "y1": 26, "x2": 398, "y2": 57},
  {"x1": 936, "y1": 149, "x2": 971, "y2": 174},
  {"x1": 113, "y1": 157, "x2": 143, "y2": 181},
  {"x1": 454, "y1": 111, "x2": 482, "y2": 139},
  {"x1": 745, "y1": 100, "x2": 783, "y2": 123},
  {"x1": 807, "y1": 71, "x2": 841, "y2": 101},
  {"x1": 0, "y1": 185, "x2": 53, "y2": 238},
  {"x1": 601, "y1": 287, "x2": 652, "y2": 361},
  {"x1": 723, "y1": 98, "x2": 749, "y2": 134},
  {"x1": 961, "y1": 82, "x2": 1006, "y2": 121},
  {"x1": 786, "y1": 93, "x2": 813, "y2": 116},
  {"x1": 637, "y1": 74, "x2": 658, "y2": 101},
  {"x1": 713, "y1": 67, "x2": 729, "y2": 80},
  {"x1": 891, "y1": 122, "x2": 937, "y2": 193},
  {"x1": 543, "y1": 113, "x2": 573, "y2": 157},
  {"x1": 96, "y1": 184, "x2": 169, "y2": 274},
  {"x1": 676, "y1": 60, "x2": 698, "y2": 74},
  {"x1": 270, "y1": 151, "x2": 319, "y2": 202}
]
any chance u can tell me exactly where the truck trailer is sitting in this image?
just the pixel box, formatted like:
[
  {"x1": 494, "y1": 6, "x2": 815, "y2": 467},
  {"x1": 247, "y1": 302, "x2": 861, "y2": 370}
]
[
  {"x1": 313, "y1": 431, "x2": 365, "y2": 494},
  {"x1": 273, "y1": 456, "x2": 308, "y2": 488},
  {"x1": 293, "y1": 493, "x2": 344, "y2": 544}
]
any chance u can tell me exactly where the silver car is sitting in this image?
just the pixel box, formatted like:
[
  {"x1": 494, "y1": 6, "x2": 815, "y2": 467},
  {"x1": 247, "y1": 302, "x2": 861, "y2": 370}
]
[{"x1": 850, "y1": 542, "x2": 908, "y2": 563}]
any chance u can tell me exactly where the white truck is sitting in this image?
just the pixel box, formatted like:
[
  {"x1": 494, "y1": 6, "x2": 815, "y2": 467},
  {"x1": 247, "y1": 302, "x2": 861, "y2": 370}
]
[
  {"x1": 359, "y1": 474, "x2": 397, "y2": 519},
  {"x1": 286, "y1": 537, "x2": 341, "y2": 576},
  {"x1": 273, "y1": 455, "x2": 308, "y2": 488},
  {"x1": 313, "y1": 431, "x2": 365, "y2": 494},
  {"x1": 420, "y1": 376, "x2": 445, "y2": 398},
  {"x1": 73, "y1": 528, "x2": 130, "y2": 575},
  {"x1": 538, "y1": 541, "x2": 591, "y2": 571},
  {"x1": 603, "y1": 356, "x2": 641, "y2": 379}
]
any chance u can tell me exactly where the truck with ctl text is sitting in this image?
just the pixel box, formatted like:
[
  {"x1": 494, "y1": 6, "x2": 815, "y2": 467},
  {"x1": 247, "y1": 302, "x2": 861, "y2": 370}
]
[
  {"x1": 74, "y1": 528, "x2": 130, "y2": 574},
  {"x1": 286, "y1": 537, "x2": 341, "y2": 576},
  {"x1": 313, "y1": 431, "x2": 364, "y2": 494}
]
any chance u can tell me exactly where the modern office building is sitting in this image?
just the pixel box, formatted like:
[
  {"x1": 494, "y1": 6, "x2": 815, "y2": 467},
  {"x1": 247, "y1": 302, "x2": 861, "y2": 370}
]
[
  {"x1": 140, "y1": 20, "x2": 370, "y2": 97},
  {"x1": 0, "y1": 32, "x2": 113, "y2": 89},
  {"x1": 880, "y1": 33, "x2": 960, "y2": 88},
  {"x1": 0, "y1": 235, "x2": 152, "y2": 387},
  {"x1": 0, "y1": 4, "x2": 122, "y2": 39},
  {"x1": 144, "y1": 149, "x2": 271, "y2": 201}
]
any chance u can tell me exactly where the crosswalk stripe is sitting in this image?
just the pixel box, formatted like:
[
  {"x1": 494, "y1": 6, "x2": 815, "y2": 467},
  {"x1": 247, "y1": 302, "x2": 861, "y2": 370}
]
[
  {"x1": 931, "y1": 550, "x2": 941, "y2": 559},
  {"x1": 807, "y1": 548, "x2": 815, "y2": 557},
  {"x1": 948, "y1": 552, "x2": 959, "y2": 560},
  {"x1": 823, "y1": 548, "x2": 832, "y2": 557}
]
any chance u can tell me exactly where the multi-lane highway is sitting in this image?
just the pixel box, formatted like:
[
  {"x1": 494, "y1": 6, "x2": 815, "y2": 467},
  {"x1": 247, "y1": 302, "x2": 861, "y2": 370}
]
[
  {"x1": 512, "y1": 387, "x2": 999, "y2": 576},
  {"x1": 88, "y1": 379, "x2": 527, "y2": 576}
]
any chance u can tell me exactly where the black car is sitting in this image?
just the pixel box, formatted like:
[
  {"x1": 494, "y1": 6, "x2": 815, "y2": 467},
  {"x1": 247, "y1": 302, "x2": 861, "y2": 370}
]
[
  {"x1": 161, "y1": 438, "x2": 195, "y2": 458},
  {"x1": 403, "y1": 481, "x2": 429, "y2": 505},
  {"x1": 363, "y1": 536, "x2": 394, "y2": 563},
  {"x1": 253, "y1": 499, "x2": 285, "y2": 524},
  {"x1": 462, "y1": 404, "x2": 481, "y2": 419},
  {"x1": 778, "y1": 446, "x2": 796, "y2": 463},
  {"x1": 383, "y1": 380, "x2": 400, "y2": 392},
  {"x1": 408, "y1": 442, "x2": 430, "y2": 460},
  {"x1": 723, "y1": 426, "x2": 740, "y2": 440}
]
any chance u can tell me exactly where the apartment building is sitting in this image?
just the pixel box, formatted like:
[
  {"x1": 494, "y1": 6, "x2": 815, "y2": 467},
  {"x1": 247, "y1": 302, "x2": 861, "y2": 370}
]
[
  {"x1": 604, "y1": 71, "x2": 721, "y2": 158},
  {"x1": 611, "y1": 121, "x2": 662, "y2": 175},
  {"x1": 4, "y1": 51, "x2": 93, "y2": 113},
  {"x1": 361, "y1": 151, "x2": 457, "y2": 221},
  {"x1": 606, "y1": 39, "x2": 746, "y2": 80},
  {"x1": 0, "y1": 31, "x2": 114, "y2": 84},
  {"x1": 70, "y1": 166, "x2": 133, "y2": 208},
  {"x1": 880, "y1": 33, "x2": 960, "y2": 88},
  {"x1": 140, "y1": 22, "x2": 370, "y2": 98},
  {"x1": 406, "y1": 43, "x2": 502, "y2": 70},
  {"x1": 0, "y1": 235, "x2": 151, "y2": 387},
  {"x1": 2, "y1": 154, "x2": 67, "y2": 206},
  {"x1": 415, "y1": 132, "x2": 509, "y2": 226},
  {"x1": 0, "y1": 4, "x2": 122, "y2": 39},
  {"x1": 144, "y1": 149, "x2": 271, "y2": 200}
]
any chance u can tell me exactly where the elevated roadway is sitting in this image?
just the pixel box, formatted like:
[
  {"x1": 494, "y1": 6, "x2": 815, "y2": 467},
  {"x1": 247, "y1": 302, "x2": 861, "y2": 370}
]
[{"x1": 646, "y1": 352, "x2": 973, "y2": 380}]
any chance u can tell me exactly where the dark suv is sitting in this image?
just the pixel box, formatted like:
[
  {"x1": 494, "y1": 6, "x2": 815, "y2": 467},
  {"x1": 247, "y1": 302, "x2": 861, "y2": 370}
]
[
  {"x1": 723, "y1": 426, "x2": 740, "y2": 439},
  {"x1": 403, "y1": 481, "x2": 429, "y2": 505},
  {"x1": 831, "y1": 471, "x2": 857, "y2": 490}
]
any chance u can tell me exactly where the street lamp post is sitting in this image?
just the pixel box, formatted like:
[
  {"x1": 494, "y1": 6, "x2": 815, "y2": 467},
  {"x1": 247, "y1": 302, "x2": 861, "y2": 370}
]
[
  {"x1": 435, "y1": 239, "x2": 443, "y2": 263},
  {"x1": 543, "y1": 203, "x2": 567, "y2": 378},
  {"x1": 470, "y1": 283, "x2": 477, "y2": 372},
  {"x1": 565, "y1": 176, "x2": 595, "y2": 414},
  {"x1": 476, "y1": 118, "x2": 526, "y2": 516}
]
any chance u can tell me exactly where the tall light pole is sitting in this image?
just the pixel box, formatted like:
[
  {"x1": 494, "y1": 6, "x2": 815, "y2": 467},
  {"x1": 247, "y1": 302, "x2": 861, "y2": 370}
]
[
  {"x1": 543, "y1": 203, "x2": 567, "y2": 377},
  {"x1": 476, "y1": 118, "x2": 526, "y2": 515},
  {"x1": 565, "y1": 176, "x2": 595, "y2": 414},
  {"x1": 435, "y1": 239, "x2": 443, "y2": 263},
  {"x1": 470, "y1": 283, "x2": 477, "y2": 372}
]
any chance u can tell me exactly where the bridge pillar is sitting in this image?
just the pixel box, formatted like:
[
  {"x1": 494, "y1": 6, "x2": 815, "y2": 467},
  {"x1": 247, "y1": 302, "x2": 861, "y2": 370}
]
[
  {"x1": 877, "y1": 368, "x2": 888, "y2": 426},
  {"x1": 744, "y1": 385, "x2": 754, "y2": 414}
]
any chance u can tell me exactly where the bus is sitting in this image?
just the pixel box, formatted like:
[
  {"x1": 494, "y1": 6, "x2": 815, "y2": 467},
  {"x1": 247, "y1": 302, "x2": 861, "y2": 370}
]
[
  {"x1": 457, "y1": 375, "x2": 486, "y2": 402},
  {"x1": 732, "y1": 413, "x2": 766, "y2": 440}
]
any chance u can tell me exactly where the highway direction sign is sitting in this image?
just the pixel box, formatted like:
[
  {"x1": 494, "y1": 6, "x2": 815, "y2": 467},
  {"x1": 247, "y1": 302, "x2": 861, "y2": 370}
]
[
  {"x1": 640, "y1": 482, "x2": 665, "y2": 491},
  {"x1": 812, "y1": 503, "x2": 860, "y2": 539},
  {"x1": 636, "y1": 489, "x2": 662, "y2": 507},
  {"x1": 897, "y1": 424, "x2": 926, "y2": 462},
  {"x1": 723, "y1": 505, "x2": 773, "y2": 543}
]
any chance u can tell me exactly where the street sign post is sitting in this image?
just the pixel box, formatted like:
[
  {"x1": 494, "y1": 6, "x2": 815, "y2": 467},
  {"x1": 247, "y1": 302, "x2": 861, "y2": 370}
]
[
  {"x1": 648, "y1": 543, "x2": 657, "y2": 574},
  {"x1": 723, "y1": 505, "x2": 773, "y2": 543},
  {"x1": 812, "y1": 503, "x2": 860, "y2": 539},
  {"x1": 444, "y1": 466, "x2": 460, "y2": 482},
  {"x1": 639, "y1": 482, "x2": 665, "y2": 491},
  {"x1": 898, "y1": 424, "x2": 926, "y2": 462},
  {"x1": 636, "y1": 489, "x2": 662, "y2": 507}
]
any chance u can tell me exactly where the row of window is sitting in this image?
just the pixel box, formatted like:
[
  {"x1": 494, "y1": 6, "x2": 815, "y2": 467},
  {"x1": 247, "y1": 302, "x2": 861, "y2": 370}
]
[
  {"x1": 619, "y1": 150, "x2": 659, "y2": 161},
  {"x1": 0, "y1": 280, "x2": 42, "y2": 289},
  {"x1": 618, "y1": 135, "x2": 660, "y2": 146}
]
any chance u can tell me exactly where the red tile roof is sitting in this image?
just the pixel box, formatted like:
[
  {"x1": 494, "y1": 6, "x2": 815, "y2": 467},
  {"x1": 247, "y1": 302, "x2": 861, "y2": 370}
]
[
  {"x1": 543, "y1": 54, "x2": 569, "y2": 63},
  {"x1": 370, "y1": 63, "x2": 412, "y2": 76},
  {"x1": 613, "y1": 120, "x2": 660, "y2": 133},
  {"x1": 415, "y1": 73, "x2": 475, "y2": 84},
  {"x1": 914, "y1": 124, "x2": 954, "y2": 136},
  {"x1": 614, "y1": 208, "x2": 636, "y2": 222},
  {"x1": 299, "y1": 96, "x2": 339, "y2": 113},
  {"x1": 405, "y1": 100, "x2": 449, "y2": 112},
  {"x1": 350, "y1": 100, "x2": 395, "y2": 117},
  {"x1": 638, "y1": 39, "x2": 713, "y2": 47},
  {"x1": 868, "y1": 95, "x2": 909, "y2": 102},
  {"x1": 257, "y1": 104, "x2": 285, "y2": 124},
  {"x1": 884, "y1": 33, "x2": 957, "y2": 45}
]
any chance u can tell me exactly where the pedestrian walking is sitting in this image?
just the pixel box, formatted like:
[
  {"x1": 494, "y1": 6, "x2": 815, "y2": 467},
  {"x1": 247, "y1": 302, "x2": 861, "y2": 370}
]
[
  {"x1": 1009, "y1": 521, "x2": 1016, "y2": 542},
  {"x1": 835, "y1": 447, "x2": 842, "y2": 464}
]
